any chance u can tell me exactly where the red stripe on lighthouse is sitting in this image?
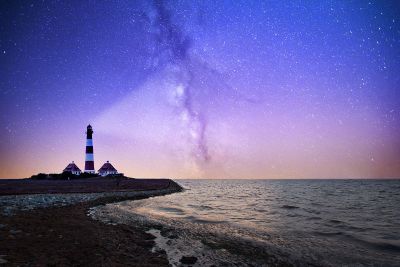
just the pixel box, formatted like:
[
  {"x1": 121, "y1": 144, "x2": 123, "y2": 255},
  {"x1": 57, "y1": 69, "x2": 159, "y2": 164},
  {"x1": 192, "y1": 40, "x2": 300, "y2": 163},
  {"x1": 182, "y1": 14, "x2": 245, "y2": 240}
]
[{"x1": 85, "y1": 161, "x2": 94, "y2": 170}]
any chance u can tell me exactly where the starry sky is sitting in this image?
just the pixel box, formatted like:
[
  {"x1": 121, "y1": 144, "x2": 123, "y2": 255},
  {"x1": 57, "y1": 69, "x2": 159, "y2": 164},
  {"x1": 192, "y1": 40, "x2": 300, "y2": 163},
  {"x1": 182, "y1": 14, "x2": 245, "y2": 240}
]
[{"x1": 1, "y1": 0, "x2": 399, "y2": 179}]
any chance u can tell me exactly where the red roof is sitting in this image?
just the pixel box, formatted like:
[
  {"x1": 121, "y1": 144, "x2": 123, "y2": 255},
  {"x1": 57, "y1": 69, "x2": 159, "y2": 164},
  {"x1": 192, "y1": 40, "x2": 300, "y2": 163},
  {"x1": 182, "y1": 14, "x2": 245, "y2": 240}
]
[
  {"x1": 98, "y1": 161, "x2": 117, "y2": 173},
  {"x1": 63, "y1": 162, "x2": 82, "y2": 173}
]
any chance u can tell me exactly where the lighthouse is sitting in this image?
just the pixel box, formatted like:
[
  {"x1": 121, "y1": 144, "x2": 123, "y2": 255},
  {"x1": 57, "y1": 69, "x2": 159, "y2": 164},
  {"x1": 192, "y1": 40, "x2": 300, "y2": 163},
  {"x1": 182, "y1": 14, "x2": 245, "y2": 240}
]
[{"x1": 84, "y1": 124, "x2": 95, "y2": 173}]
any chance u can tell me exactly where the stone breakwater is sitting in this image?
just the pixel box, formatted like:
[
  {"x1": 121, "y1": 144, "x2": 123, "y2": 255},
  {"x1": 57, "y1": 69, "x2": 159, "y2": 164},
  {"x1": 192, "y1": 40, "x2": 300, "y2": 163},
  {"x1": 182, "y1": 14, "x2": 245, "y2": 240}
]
[{"x1": 0, "y1": 181, "x2": 183, "y2": 216}]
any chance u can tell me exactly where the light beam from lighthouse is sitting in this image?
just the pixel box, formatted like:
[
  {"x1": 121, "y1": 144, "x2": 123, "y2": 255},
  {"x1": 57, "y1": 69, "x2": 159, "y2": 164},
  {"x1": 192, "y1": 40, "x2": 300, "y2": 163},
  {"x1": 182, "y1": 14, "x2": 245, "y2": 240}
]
[{"x1": 84, "y1": 124, "x2": 95, "y2": 174}]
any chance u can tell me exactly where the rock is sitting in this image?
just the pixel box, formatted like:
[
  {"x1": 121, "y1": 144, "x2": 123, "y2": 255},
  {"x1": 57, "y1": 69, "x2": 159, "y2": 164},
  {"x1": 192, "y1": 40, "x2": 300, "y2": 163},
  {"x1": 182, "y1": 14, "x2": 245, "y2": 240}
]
[
  {"x1": 0, "y1": 255, "x2": 8, "y2": 264},
  {"x1": 168, "y1": 234, "x2": 179, "y2": 239},
  {"x1": 180, "y1": 256, "x2": 198, "y2": 265}
]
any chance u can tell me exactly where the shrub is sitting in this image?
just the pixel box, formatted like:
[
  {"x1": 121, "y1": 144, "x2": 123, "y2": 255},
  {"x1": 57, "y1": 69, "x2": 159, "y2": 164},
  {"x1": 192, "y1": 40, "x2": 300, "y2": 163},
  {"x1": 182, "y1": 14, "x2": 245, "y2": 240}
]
[{"x1": 30, "y1": 173, "x2": 48, "y2": 180}]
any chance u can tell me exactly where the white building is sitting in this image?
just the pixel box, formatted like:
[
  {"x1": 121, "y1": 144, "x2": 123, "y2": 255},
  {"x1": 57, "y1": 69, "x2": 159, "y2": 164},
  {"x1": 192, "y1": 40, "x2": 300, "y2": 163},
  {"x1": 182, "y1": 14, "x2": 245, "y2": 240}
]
[
  {"x1": 63, "y1": 161, "x2": 82, "y2": 175},
  {"x1": 98, "y1": 161, "x2": 118, "y2": 176}
]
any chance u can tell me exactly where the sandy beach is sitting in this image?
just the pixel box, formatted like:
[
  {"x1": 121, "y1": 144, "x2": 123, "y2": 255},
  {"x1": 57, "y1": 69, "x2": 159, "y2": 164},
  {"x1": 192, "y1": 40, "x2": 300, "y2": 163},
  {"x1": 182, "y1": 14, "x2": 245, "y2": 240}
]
[{"x1": 0, "y1": 178, "x2": 183, "y2": 266}]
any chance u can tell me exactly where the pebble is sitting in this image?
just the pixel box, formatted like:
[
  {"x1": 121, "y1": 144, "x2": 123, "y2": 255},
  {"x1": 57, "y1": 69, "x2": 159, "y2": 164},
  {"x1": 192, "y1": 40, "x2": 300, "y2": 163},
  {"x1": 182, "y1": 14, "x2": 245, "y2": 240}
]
[
  {"x1": 9, "y1": 229, "x2": 22, "y2": 234},
  {"x1": 0, "y1": 255, "x2": 7, "y2": 264},
  {"x1": 180, "y1": 256, "x2": 198, "y2": 265}
]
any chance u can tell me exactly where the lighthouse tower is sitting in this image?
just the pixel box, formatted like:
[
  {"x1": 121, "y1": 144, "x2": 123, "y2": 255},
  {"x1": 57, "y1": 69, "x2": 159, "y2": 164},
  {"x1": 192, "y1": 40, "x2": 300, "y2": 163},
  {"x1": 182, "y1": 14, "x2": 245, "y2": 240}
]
[{"x1": 84, "y1": 124, "x2": 95, "y2": 174}]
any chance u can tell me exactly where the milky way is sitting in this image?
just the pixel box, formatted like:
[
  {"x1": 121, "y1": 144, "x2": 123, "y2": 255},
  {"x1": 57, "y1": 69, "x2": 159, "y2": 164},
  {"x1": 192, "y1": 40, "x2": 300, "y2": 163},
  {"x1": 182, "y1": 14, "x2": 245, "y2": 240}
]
[
  {"x1": 1, "y1": 1, "x2": 399, "y2": 178},
  {"x1": 147, "y1": 0, "x2": 211, "y2": 163},
  {"x1": 94, "y1": 1, "x2": 239, "y2": 174}
]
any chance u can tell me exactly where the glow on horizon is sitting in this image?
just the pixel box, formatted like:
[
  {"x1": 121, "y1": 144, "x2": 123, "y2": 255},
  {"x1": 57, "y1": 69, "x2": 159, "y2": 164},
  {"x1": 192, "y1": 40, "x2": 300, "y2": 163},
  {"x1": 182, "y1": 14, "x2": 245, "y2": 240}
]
[{"x1": 1, "y1": 1, "x2": 399, "y2": 179}]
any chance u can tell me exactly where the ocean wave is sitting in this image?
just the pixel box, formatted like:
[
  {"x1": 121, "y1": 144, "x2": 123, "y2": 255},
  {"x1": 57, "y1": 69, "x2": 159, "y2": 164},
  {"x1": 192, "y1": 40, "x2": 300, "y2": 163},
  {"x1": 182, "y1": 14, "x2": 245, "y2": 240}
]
[
  {"x1": 281, "y1": 205, "x2": 299, "y2": 209},
  {"x1": 188, "y1": 204, "x2": 214, "y2": 211},
  {"x1": 314, "y1": 231, "x2": 344, "y2": 236},
  {"x1": 345, "y1": 235, "x2": 400, "y2": 253},
  {"x1": 306, "y1": 216, "x2": 322, "y2": 220},
  {"x1": 90, "y1": 179, "x2": 400, "y2": 267},
  {"x1": 157, "y1": 207, "x2": 186, "y2": 214},
  {"x1": 184, "y1": 215, "x2": 227, "y2": 224}
]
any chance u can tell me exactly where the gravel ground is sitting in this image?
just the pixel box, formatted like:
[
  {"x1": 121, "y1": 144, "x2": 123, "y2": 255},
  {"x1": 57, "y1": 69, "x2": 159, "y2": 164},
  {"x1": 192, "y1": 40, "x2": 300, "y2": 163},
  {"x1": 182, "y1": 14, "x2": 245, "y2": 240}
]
[
  {"x1": 0, "y1": 179, "x2": 183, "y2": 266},
  {"x1": 0, "y1": 187, "x2": 182, "y2": 216}
]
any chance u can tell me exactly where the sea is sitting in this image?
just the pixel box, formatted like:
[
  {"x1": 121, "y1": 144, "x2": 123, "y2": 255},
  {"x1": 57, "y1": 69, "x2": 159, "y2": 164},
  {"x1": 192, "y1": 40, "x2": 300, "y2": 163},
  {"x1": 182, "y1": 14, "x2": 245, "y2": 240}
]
[{"x1": 93, "y1": 179, "x2": 400, "y2": 266}]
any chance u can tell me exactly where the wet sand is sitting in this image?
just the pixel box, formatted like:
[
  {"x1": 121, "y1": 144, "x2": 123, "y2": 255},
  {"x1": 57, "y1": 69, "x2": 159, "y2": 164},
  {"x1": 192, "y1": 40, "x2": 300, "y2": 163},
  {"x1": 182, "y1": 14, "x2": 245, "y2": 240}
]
[{"x1": 0, "y1": 178, "x2": 182, "y2": 266}]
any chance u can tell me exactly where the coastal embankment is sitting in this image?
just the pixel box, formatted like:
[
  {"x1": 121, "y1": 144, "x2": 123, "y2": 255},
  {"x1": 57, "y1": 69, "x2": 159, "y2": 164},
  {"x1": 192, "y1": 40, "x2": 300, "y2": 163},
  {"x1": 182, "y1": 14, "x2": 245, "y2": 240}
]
[{"x1": 0, "y1": 177, "x2": 182, "y2": 266}]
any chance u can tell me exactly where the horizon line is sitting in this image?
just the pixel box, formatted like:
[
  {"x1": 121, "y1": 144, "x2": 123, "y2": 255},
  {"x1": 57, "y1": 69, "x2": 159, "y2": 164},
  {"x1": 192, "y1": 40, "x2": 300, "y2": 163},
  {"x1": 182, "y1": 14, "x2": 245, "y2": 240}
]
[{"x1": 1, "y1": 177, "x2": 399, "y2": 180}]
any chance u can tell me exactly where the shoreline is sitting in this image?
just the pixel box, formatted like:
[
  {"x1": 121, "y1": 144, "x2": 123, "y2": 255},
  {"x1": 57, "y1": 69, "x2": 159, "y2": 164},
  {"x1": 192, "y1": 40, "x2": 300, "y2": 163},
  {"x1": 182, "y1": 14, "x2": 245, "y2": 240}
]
[
  {"x1": 0, "y1": 179, "x2": 183, "y2": 266},
  {"x1": 90, "y1": 199, "x2": 301, "y2": 267}
]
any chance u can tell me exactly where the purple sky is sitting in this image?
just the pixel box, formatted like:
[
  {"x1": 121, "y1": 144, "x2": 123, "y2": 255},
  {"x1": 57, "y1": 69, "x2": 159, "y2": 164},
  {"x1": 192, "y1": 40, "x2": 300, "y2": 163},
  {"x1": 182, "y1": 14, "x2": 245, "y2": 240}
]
[{"x1": 1, "y1": 0, "x2": 399, "y2": 178}]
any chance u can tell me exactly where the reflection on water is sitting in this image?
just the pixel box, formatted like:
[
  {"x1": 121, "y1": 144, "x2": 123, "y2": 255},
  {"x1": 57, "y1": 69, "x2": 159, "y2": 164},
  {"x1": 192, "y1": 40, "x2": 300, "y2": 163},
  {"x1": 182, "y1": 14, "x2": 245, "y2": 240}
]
[{"x1": 120, "y1": 180, "x2": 400, "y2": 266}]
